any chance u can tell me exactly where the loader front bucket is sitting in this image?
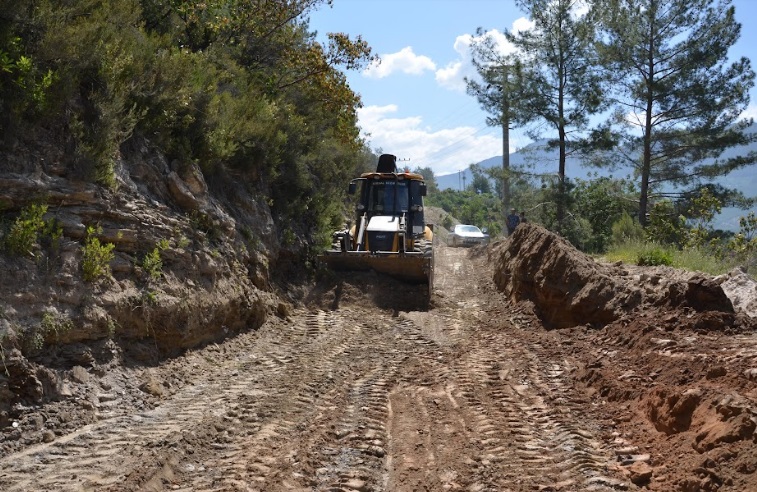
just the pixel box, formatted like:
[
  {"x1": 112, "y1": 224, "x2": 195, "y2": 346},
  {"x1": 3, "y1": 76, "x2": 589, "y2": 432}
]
[{"x1": 319, "y1": 250, "x2": 433, "y2": 285}]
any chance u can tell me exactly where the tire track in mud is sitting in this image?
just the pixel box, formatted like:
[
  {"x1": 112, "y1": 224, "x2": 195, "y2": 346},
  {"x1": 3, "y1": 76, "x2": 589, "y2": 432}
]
[
  {"x1": 264, "y1": 317, "x2": 449, "y2": 492},
  {"x1": 1, "y1": 243, "x2": 637, "y2": 491},
  {"x1": 382, "y1": 245, "x2": 631, "y2": 491},
  {"x1": 0, "y1": 308, "x2": 447, "y2": 492},
  {"x1": 436, "y1": 246, "x2": 630, "y2": 490},
  {"x1": 163, "y1": 312, "x2": 448, "y2": 492},
  {"x1": 444, "y1": 328, "x2": 627, "y2": 491},
  {"x1": 592, "y1": 326, "x2": 757, "y2": 380},
  {"x1": 0, "y1": 359, "x2": 235, "y2": 491},
  {"x1": 167, "y1": 309, "x2": 370, "y2": 491},
  {"x1": 0, "y1": 309, "x2": 357, "y2": 491},
  {"x1": 649, "y1": 332, "x2": 757, "y2": 364}
]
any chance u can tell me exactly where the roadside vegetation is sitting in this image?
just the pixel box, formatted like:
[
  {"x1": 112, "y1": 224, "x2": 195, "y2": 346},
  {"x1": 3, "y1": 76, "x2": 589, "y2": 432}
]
[
  {"x1": 430, "y1": 0, "x2": 757, "y2": 276},
  {"x1": 425, "y1": 165, "x2": 757, "y2": 275},
  {"x1": 0, "y1": 0, "x2": 755, "y2": 278},
  {"x1": 0, "y1": 0, "x2": 378, "y2": 261}
]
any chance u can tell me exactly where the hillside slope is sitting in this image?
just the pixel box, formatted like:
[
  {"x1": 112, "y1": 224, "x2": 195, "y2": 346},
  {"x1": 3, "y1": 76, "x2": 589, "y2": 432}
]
[{"x1": 0, "y1": 136, "x2": 290, "y2": 426}]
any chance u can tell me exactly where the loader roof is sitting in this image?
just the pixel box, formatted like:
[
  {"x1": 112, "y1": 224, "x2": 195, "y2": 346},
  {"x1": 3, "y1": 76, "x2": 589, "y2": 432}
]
[{"x1": 358, "y1": 171, "x2": 425, "y2": 181}]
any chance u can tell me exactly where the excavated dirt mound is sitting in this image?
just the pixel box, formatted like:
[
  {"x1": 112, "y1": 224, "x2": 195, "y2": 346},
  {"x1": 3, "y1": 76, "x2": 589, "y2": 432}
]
[
  {"x1": 488, "y1": 223, "x2": 757, "y2": 491},
  {"x1": 491, "y1": 223, "x2": 738, "y2": 329}
]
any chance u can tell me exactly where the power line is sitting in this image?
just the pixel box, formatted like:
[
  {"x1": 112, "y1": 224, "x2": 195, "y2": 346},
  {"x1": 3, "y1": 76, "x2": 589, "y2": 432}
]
[{"x1": 412, "y1": 125, "x2": 500, "y2": 169}]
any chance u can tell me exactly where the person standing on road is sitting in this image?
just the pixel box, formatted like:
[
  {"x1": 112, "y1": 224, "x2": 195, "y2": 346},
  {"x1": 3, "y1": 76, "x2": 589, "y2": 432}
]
[{"x1": 506, "y1": 208, "x2": 520, "y2": 236}]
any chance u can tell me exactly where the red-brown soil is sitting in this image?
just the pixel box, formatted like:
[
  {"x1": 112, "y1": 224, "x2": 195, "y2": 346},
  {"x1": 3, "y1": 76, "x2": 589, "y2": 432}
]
[{"x1": 1, "y1": 223, "x2": 755, "y2": 491}]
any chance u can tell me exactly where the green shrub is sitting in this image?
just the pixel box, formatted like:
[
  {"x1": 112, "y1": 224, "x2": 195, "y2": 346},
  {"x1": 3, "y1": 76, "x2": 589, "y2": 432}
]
[
  {"x1": 141, "y1": 238, "x2": 170, "y2": 280},
  {"x1": 606, "y1": 239, "x2": 743, "y2": 276},
  {"x1": 22, "y1": 330, "x2": 45, "y2": 354},
  {"x1": 19, "y1": 312, "x2": 75, "y2": 354},
  {"x1": 142, "y1": 289, "x2": 158, "y2": 305},
  {"x1": 106, "y1": 317, "x2": 119, "y2": 339},
  {"x1": 636, "y1": 248, "x2": 673, "y2": 266},
  {"x1": 673, "y1": 245, "x2": 737, "y2": 275},
  {"x1": 176, "y1": 235, "x2": 191, "y2": 249},
  {"x1": 725, "y1": 212, "x2": 757, "y2": 272},
  {"x1": 282, "y1": 228, "x2": 296, "y2": 246},
  {"x1": 81, "y1": 225, "x2": 115, "y2": 282},
  {"x1": 563, "y1": 216, "x2": 593, "y2": 252},
  {"x1": 646, "y1": 200, "x2": 686, "y2": 246},
  {"x1": 141, "y1": 247, "x2": 163, "y2": 280},
  {"x1": 4, "y1": 204, "x2": 48, "y2": 256},
  {"x1": 189, "y1": 210, "x2": 221, "y2": 242},
  {"x1": 40, "y1": 311, "x2": 73, "y2": 342},
  {"x1": 0, "y1": 340, "x2": 8, "y2": 376},
  {"x1": 611, "y1": 212, "x2": 645, "y2": 247}
]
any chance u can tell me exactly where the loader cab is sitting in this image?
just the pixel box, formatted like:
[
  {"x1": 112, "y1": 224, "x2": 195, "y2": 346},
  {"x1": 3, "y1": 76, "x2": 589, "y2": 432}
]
[
  {"x1": 345, "y1": 172, "x2": 428, "y2": 255},
  {"x1": 319, "y1": 153, "x2": 434, "y2": 291},
  {"x1": 349, "y1": 173, "x2": 427, "y2": 236}
]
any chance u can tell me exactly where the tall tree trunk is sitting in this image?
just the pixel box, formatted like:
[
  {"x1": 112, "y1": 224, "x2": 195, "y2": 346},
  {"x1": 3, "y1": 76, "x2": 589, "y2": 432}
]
[
  {"x1": 557, "y1": 56, "x2": 566, "y2": 233},
  {"x1": 558, "y1": 125, "x2": 566, "y2": 232},
  {"x1": 502, "y1": 67, "x2": 511, "y2": 229},
  {"x1": 640, "y1": 6, "x2": 656, "y2": 227}
]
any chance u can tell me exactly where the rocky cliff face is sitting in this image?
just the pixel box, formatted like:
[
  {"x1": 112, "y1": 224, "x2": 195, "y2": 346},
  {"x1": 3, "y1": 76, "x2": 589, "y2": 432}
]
[{"x1": 0, "y1": 136, "x2": 290, "y2": 421}]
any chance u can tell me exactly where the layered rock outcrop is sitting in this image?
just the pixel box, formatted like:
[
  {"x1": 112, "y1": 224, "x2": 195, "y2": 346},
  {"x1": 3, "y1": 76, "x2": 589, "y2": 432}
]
[{"x1": 0, "y1": 137, "x2": 287, "y2": 419}]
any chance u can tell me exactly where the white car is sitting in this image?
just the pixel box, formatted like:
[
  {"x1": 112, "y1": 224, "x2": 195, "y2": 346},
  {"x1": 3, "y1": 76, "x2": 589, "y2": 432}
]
[{"x1": 448, "y1": 224, "x2": 489, "y2": 247}]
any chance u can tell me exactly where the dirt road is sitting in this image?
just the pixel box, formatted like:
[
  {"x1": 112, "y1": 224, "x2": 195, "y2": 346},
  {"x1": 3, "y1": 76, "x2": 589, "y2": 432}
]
[
  {"x1": 0, "y1": 243, "x2": 632, "y2": 491},
  {"x1": 1, "y1": 236, "x2": 755, "y2": 491}
]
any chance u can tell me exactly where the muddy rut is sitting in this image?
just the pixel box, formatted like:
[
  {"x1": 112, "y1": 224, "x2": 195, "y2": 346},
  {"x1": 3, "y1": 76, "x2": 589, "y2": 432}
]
[{"x1": 0, "y1": 244, "x2": 635, "y2": 491}]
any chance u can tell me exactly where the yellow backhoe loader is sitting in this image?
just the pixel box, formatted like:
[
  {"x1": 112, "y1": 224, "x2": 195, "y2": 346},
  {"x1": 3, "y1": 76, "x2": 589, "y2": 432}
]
[{"x1": 319, "y1": 154, "x2": 434, "y2": 296}]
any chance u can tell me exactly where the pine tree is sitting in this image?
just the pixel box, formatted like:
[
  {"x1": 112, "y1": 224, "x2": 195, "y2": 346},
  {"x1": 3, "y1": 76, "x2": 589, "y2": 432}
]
[
  {"x1": 593, "y1": 0, "x2": 756, "y2": 225},
  {"x1": 469, "y1": 0, "x2": 605, "y2": 232},
  {"x1": 466, "y1": 29, "x2": 528, "y2": 223}
]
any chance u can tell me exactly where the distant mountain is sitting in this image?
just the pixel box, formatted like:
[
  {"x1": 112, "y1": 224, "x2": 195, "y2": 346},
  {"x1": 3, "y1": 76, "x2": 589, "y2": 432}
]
[
  {"x1": 437, "y1": 124, "x2": 757, "y2": 231},
  {"x1": 437, "y1": 142, "x2": 629, "y2": 191}
]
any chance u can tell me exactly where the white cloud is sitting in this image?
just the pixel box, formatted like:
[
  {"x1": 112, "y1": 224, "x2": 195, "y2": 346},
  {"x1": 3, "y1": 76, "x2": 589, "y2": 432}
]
[
  {"x1": 363, "y1": 46, "x2": 436, "y2": 79},
  {"x1": 434, "y1": 20, "x2": 527, "y2": 92},
  {"x1": 741, "y1": 104, "x2": 757, "y2": 122},
  {"x1": 357, "y1": 104, "x2": 527, "y2": 176},
  {"x1": 435, "y1": 34, "x2": 474, "y2": 91},
  {"x1": 512, "y1": 16, "x2": 535, "y2": 34},
  {"x1": 355, "y1": 17, "x2": 538, "y2": 175},
  {"x1": 435, "y1": 59, "x2": 466, "y2": 91},
  {"x1": 485, "y1": 29, "x2": 518, "y2": 56}
]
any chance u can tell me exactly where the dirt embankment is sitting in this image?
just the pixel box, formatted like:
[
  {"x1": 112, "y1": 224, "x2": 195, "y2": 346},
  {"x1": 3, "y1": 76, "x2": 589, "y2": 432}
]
[
  {"x1": 489, "y1": 223, "x2": 757, "y2": 491},
  {"x1": 0, "y1": 136, "x2": 287, "y2": 428},
  {"x1": 492, "y1": 222, "x2": 740, "y2": 329}
]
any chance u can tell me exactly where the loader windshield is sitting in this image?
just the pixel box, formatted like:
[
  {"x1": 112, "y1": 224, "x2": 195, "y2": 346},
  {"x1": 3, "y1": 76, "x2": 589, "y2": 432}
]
[{"x1": 369, "y1": 181, "x2": 409, "y2": 214}]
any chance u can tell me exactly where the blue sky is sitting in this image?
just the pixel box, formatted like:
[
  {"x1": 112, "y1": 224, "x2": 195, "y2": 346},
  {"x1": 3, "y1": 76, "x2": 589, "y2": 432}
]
[{"x1": 308, "y1": 0, "x2": 757, "y2": 178}]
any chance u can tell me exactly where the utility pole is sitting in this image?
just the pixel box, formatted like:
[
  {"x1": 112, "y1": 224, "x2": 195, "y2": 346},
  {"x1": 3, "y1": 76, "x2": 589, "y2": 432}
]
[{"x1": 501, "y1": 65, "x2": 511, "y2": 227}]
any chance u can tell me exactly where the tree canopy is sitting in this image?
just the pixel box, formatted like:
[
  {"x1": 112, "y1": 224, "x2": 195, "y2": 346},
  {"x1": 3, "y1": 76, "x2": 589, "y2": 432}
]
[
  {"x1": 592, "y1": 0, "x2": 756, "y2": 225},
  {"x1": 468, "y1": 0, "x2": 606, "y2": 230},
  {"x1": 0, "y1": 0, "x2": 377, "y2": 252}
]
